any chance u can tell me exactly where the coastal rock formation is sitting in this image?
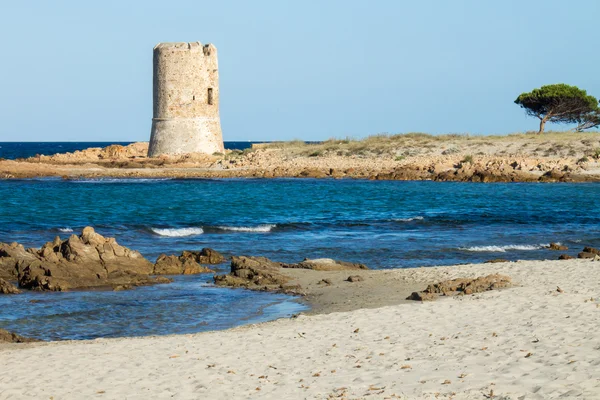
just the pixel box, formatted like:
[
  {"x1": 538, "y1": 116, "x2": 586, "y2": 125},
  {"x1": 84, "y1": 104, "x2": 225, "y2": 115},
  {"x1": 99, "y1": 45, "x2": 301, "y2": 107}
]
[
  {"x1": 407, "y1": 274, "x2": 512, "y2": 301},
  {"x1": 153, "y1": 248, "x2": 223, "y2": 275},
  {"x1": 214, "y1": 256, "x2": 370, "y2": 294},
  {"x1": 0, "y1": 329, "x2": 40, "y2": 343},
  {"x1": 577, "y1": 246, "x2": 600, "y2": 259},
  {"x1": 0, "y1": 242, "x2": 39, "y2": 280},
  {"x1": 0, "y1": 278, "x2": 21, "y2": 294},
  {"x1": 282, "y1": 258, "x2": 368, "y2": 271},
  {"x1": 1, "y1": 227, "x2": 167, "y2": 292},
  {"x1": 214, "y1": 256, "x2": 289, "y2": 289},
  {"x1": 547, "y1": 243, "x2": 568, "y2": 251}
]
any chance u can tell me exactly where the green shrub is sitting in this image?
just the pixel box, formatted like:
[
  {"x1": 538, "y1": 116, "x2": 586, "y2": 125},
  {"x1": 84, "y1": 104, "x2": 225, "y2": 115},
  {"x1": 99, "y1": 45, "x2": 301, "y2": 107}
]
[{"x1": 461, "y1": 155, "x2": 474, "y2": 164}]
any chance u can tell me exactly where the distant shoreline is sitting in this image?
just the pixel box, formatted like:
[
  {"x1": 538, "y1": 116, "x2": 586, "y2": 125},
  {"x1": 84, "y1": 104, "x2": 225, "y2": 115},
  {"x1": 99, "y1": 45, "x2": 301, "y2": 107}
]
[{"x1": 2, "y1": 132, "x2": 600, "y2": 182}]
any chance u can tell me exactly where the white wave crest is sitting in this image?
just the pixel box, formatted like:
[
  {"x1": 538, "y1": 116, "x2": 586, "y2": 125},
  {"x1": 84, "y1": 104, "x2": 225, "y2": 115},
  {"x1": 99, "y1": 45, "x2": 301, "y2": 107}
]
[
  {"x1": 216, "y1": 224, "x2": 276, "y2": 233},
  {"x1": 394, "y1": 216, "x2": 424, "y2": 222},
  {"x1": 74, "y1": 178, "x2": 173, "y2": 184},
  {"x1": 459, "y1": 244, "x2": 545, "y2": 252},
  {"x1": 58, "y1": 227, "x2": 74, "y2": 233},
  {"x1": 151, "y1": 227, "x2": 204, "y2": 237}
]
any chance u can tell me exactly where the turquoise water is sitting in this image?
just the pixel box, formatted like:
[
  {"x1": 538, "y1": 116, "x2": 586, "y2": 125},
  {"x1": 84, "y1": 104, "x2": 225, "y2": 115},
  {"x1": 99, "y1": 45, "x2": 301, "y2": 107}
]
[{"x1": 1, "y1": 177, "x2": 600, "y2": 340}]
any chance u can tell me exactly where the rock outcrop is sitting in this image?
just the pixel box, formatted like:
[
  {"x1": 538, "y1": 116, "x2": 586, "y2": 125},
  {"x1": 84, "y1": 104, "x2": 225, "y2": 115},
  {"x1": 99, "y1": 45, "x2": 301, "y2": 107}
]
[
  {"x1": 153, "y1": 248, "x2": 223, "y2": 275},
  {"x1": 547, "y1": 243, "x2": 568, "y2": 251},
  {"x1": 214, "y1": 256, "x2": 289, "y2": 289},
  {"x1": 214, "y1": 256, "x2": 369, "y2": 294},
  {"x1": 282, "y1": 258, "x2": 368, "y2": 271},
  {"x1": 1, "y1": 227, "x2": 167, "y2": 292},
  {"x1": 0, "y1": 329, "x2": 40, "y2": 343},
  {"x1": 407, "y1": 274, "x2": 512, "y2": 301},
  {"x1": 0, "y1": 278, "x2": 20, "y2": 294},
  {"x1": 0, "y1": 242, "x2": 36, "y2": 280}
]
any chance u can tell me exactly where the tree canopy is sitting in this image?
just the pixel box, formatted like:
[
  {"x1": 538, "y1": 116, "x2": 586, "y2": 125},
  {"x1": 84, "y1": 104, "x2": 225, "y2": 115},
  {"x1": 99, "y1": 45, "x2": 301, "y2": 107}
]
[{"x1": 514, "y1": 84, "x2": 599, "y2": 134}]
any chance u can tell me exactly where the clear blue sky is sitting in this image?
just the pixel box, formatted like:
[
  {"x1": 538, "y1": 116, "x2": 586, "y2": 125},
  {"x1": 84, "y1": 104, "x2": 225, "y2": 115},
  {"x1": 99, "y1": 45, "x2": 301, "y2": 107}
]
[{"x1": 1, "y1": 0, "x2": 599, "y2": 142}]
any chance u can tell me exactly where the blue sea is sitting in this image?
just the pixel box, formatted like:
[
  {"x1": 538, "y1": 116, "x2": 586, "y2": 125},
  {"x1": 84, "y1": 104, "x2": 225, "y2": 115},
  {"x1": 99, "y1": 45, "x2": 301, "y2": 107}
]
[
  {"x1": 1, "y1": 145, "x2": 600, "y2": 341},
  {"x1": 0, "y1": 141, "x2": 261, "y2": 160}
]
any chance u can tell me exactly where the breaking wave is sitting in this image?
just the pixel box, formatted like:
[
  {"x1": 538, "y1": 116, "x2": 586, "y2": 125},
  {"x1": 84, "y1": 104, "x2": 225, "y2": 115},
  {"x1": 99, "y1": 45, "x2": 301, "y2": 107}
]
[
  {"x1": 151, "y1": 227, "x2": 204, "y2": 237},
  {"x1": 215, "y1": 224, "x2": 276, "y2": 233},
  {"x1": 393, "y1": 216, "x2": 424, "y2": 222},
  {"x1": 58, "y1": 227, "x2": 74, "y2": 233},
  {"x1": 458, "y1": 244, "x2": 547, "y2": 252}
]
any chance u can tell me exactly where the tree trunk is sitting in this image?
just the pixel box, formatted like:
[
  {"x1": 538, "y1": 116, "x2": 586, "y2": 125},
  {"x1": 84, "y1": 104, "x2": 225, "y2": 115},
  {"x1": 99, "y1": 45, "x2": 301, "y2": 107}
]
[{"x1": 538, "y1": 117, "x2": 547, "y2": 134}]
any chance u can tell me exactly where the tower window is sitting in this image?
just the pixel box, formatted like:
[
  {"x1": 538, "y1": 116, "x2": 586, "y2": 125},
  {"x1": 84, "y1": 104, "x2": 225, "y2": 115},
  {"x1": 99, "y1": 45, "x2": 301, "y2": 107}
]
[
  {"x1": 208, "y1": 88, "x2": 214, "y2": 105},
  {"x1": 192, "y1": 95, "x2": 195, "y2": 101}
]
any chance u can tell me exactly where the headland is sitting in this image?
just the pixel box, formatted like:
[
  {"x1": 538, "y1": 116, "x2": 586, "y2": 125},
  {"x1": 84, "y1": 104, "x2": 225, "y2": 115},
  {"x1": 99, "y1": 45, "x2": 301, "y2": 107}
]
[{"x1": 3, "y1": 132, "x2": 600, "y2": 182}]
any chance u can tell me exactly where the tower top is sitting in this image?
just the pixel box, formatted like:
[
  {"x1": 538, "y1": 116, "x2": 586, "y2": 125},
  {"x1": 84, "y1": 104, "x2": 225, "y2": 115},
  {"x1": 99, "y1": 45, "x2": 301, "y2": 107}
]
[{"x1": 153, "y1": 42, "x2": 217, "y2": 55}]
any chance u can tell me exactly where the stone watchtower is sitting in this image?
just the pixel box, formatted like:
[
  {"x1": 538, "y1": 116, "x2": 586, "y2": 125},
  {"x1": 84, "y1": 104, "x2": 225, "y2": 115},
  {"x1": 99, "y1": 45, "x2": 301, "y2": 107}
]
[{"x1": 148, "y1": 42, "x2": 224, "y2": 157}]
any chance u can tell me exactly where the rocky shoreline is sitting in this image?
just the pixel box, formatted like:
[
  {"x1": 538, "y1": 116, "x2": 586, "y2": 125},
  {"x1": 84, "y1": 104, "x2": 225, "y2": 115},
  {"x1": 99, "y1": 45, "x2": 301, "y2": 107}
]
[
  {"x1": 2, "y1": 226, "x2": 600, "y2": 344},
  {"x1": 0, "y1": 227, "x2": 224, "y2": 293},
  {"x1": 3, "y1": 133, "x2": 600, "y2": 182}
]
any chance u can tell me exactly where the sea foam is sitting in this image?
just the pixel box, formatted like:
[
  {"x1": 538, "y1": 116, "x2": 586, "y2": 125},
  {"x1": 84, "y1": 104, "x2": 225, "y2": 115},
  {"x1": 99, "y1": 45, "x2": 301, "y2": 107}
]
[
  {"x1": 151, "y1": 227, "x2": 204, "y2": 237},
  {"x1": 58, "y1": 228, "x2": 74, "y2": 233},
  {"x1": 393, "y1": 216, "x2": 424, "y2": 222},
  {"x1": 459, "y1": 244, "x2": 547, "y2": 252},
  {"x1": 216, "y1": 224, "x2": 276, "y2": 233}
]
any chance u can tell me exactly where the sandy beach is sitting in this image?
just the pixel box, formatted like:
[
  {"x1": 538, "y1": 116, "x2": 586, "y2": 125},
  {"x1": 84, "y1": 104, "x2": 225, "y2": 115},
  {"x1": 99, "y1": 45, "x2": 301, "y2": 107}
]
[{"x1": 2, "y1": 258, "x2": 599, "y2": 399}]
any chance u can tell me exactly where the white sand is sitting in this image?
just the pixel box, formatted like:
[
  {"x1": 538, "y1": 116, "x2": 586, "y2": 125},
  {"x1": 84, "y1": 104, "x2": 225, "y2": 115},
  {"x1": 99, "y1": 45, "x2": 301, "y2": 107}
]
[{"x1": 1, "y1": 259, "x2": 599, "y2": 399}]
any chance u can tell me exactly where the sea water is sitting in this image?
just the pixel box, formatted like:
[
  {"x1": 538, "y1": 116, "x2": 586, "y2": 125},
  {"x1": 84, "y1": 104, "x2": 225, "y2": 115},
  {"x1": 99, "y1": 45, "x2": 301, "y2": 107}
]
[{"x1": 1, "y1": 176, "x2": 600, "y2": 340}]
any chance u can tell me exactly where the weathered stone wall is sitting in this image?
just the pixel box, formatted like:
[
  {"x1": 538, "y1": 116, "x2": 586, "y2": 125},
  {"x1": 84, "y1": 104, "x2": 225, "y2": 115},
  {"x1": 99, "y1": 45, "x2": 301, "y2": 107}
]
[{"x1": 148, "y1": 42, "x2": 224, "y2": 157}]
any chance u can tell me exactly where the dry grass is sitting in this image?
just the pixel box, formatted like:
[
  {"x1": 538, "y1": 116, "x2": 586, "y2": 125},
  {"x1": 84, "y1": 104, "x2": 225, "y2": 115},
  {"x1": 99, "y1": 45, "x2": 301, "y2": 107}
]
[{"x1": 251, "y1": 131, "x2": 600, "y2": 159}]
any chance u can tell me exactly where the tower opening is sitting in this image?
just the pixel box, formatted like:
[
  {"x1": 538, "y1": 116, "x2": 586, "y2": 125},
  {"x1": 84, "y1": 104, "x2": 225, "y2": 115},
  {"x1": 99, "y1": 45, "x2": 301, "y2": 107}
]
[{"x1": 208, "y1": 88, "x2": 213, "y2": 105}]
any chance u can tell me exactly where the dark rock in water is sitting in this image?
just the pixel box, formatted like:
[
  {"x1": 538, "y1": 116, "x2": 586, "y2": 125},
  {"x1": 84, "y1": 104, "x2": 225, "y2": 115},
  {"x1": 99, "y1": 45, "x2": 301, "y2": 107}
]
[
  {"x1": 484, "y1": 259, "x2": 510, "y2": 264},
  {"x1": 582, "y1": 246, "x2": 600, "y2": 256},
  {"x1": 283, "y1": 258, "x2": 368, "y2": 271},
  {"x1": 0, "y1": 278, "x2": 21, "y2": 294},
  {"x1": 558, "y1": 254, "x2": 574, "y2": 260},
  {"x1": 153, "y1": 251, "x2": 216, "y2": 275},
  {"x1": 406, "y1": 291, "x2": 436, "y2": 301},
  {"x1": 214, "y1": 256, "x2": 289, "y2": 289},
  {"x1": 1, "y1": 227, "x2": 163, "y2": 292},
  {"x1": 181, "y1": 248, "x2": 225, "y2": 265},
  {"x1": 0, "y1": 329, "x2": 40, "y2": 343},
  {"x1": 547, "y1": 243, "x2": 568, "y2": 251},
  {"x1": 346, "y1": 275, "x2": 364, "y2": 282}
]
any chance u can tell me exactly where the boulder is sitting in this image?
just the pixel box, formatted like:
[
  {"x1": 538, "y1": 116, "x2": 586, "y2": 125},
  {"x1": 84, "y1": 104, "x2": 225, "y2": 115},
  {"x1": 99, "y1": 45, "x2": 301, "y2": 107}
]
[
  {"x1": 578, "y1": 252, "x2": 597, "y2": 259},
  {"x1": 558, "y1": 254, "x2": 574, "y2": 260},
  {"x1": 1, "y1": 227, "x2": 162, "y2": 291},
  {"x1": 547, "y1": 243, "x2": 568, "y2": 251},
  {"x1": 214, "y1": 256, "x2": 289, "y2": 288},
  {"x1": 283, "y1": 258, "x2": 368, "y2": 271},
  {"x1": 346, "y1": 275, "x2": 364, "y2": 282},
  {"x1": 153, "y1": 252, "x2": 215, "y2": 275},
  {"x1": 582, "y1": 246, "x2": 600, "y2": 256},
  {"x1": 484, "y1": 259, "x2": 509, "y2": 264},
  {"x1": 0, "y1": 278, "x2": 21, "y2": 294},
  {"x1": 0, "y1": 329, "x2": 40, "y2": 343},
  {"x1": 406, "y1": 291, "x2": 436, "y2": 301},
  {"x1": 181, "y1": 248, "x2": 225, "y2": 264}
]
